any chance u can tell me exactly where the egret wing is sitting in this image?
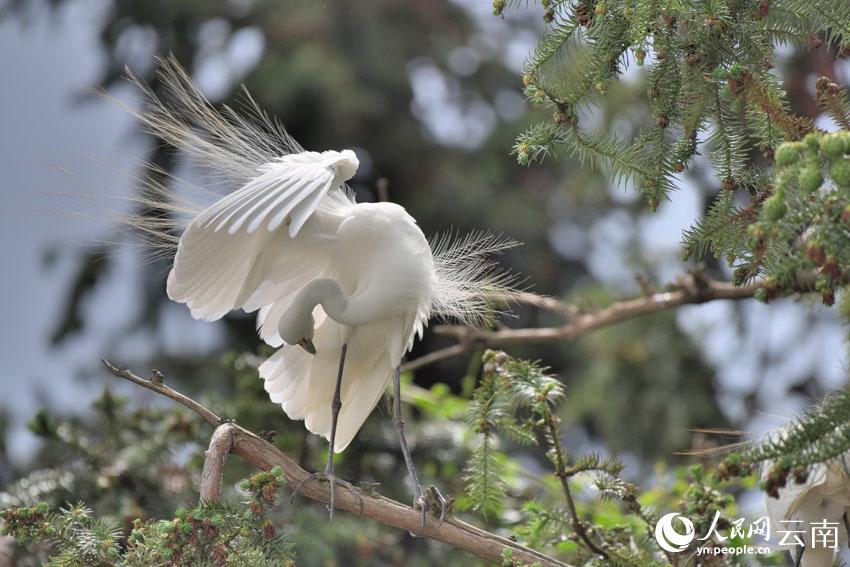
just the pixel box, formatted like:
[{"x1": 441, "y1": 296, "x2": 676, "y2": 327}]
[
  {"x1": 166, "y1": 151, "x2": 355, "y2": 321},
  {"x1": 197, "y1": 151, "x2": 344, "y2": 237}
]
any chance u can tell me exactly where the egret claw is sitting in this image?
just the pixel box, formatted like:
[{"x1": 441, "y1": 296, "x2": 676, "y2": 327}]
[
  {"x1": 418, "y1": 495, "x2": 427, "y2": 532},
  {"x1": 434, "y1": 486, "x2": 448, "y2": 525},
  {"x1": 415, "y1": 485, "x2": 452, "y2": 531}
]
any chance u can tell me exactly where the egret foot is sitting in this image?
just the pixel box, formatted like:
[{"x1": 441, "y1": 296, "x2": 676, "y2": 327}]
[
  {"x1": 289, "y1": 468, "x2": 363, "y2": 519},
  {"x1": 413, "y1": 484, "x2": 451, "y2": 531},
  {"x1": 391, "y1": 366, "x2": 451, "y2": 534}
]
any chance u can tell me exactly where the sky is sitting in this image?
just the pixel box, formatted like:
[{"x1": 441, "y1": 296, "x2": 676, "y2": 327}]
[{"x1": 0, "y1": 0, "x2": 209, "y2": 462}]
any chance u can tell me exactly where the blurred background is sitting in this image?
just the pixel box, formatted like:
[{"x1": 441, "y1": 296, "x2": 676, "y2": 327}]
[{"x1": 1, "y1": 0, "x2": 848, "y2": 563}]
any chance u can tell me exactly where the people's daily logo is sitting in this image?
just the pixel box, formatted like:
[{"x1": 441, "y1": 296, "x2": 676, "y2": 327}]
[
  {"x1": 653, "y1": 510, "x2": 838, "y2": 558},
  {"x1": 654, "y1": 513, "x2": 695, "y2": 552}
]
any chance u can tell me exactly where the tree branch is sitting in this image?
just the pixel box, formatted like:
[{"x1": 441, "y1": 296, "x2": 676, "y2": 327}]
[
  {"x1": 101, "y1": 359, "x2": 222, "y2": 427},
  {"x1": 101, "y1": 360, "x2": 571, "y2": 567},
  {"x1": 200, "y1": 424, "x2": 234, "y2": 503},
  {"x1": 437, "y1": 273, "x2": 762, "y2": 346},
  {"x1": 402, "y1": 271, "x2": 803, "y2": 371},
  {"x1": 401, "y1": 343, "x2": 472, "y2": 373},
  {"x1": 545, "y1": 407, "x2": 607, "y2": 559}
]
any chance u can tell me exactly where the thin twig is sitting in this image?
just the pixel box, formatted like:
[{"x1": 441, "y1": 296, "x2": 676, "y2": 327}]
[
  {"x1": 400, "y1": 343, "x2": 471, "y2": 373},
  {"x1": 102, "y1": 362, "x2": 571, "y2": 567},
  {"x1": 490, "y1": 290, "x2": 581, "y2": 319},
  {"x1": 101, "y1": 359, "x2": 223, "y2": 427}
]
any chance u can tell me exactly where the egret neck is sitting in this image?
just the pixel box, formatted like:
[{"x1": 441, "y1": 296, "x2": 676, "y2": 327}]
[{"x1": 286, "y1": 278, "x2": 378, "y2": 332}]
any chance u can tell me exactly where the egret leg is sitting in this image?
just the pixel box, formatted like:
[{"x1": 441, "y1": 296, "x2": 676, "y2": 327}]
[
  {"x1": 844, "y1": 512, "x2": 850, "y2": 548},
  {"x1": 392, "y1": 366, "x2": 448, "y2": 532},
  {"x1": 290, "y1": 344, "x2": 362, "y2": 519},
  {"x1": 793, "y1": 546, "x2": 804, "y2": 567}
]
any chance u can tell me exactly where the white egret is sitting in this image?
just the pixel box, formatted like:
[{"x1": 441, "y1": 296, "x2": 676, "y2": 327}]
[{"x1": 116, "y1": 57, "x2": 516, "y2": 522}]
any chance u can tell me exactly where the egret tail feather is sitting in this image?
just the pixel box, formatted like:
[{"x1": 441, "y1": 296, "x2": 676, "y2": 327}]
[{"x1": 260, "y1": 316, "x2": 399, "y2": 452}]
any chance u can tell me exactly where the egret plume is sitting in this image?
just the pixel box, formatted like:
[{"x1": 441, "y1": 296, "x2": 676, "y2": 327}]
[{"x1": 108, "y1": 55, "x2": 517, "y2": 324}]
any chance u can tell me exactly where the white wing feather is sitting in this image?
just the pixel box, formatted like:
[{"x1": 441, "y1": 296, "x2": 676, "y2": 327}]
[
  {"x1": 166, "y1": 150, "x2": 354, "y2": 321},
  {"x1": 197, "y1": 152, "x2": 340, "y2": 237}
]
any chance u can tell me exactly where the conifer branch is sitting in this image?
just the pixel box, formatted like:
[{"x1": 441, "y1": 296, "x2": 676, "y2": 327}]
[
  {"x1": 100, "y1": 360, "x2": 571, "y2": 567},
  {"x1": 545, "y1": 403, "x2": 608, "y2": 559},
  {"x1": 510, "y1": 0, "x2": 850, "y2": 210},
  {"x1": 816, "y1": 76, "x2": 850, "y2": 130},
  {"x1": 740, "y1": 71, "x2": 812, "y2": 141}
]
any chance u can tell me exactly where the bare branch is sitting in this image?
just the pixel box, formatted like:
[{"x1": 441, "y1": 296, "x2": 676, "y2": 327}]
[
  {"x1": 103, "y1": 362, "x2": 571, "y2": 567},
  {"x1": 401, "y1": 272, "x2": 786, "y2": 371},
  {"x1": 200, "y1": 424, "x2": 235, "y2": 503},
  {"x1": 400, "y1": 343, "x2": 471, "y2": 373},
  {"x1": 101, "y1": 358, "x2": 223, "y2": 427},
  {"x1": 437, "y1": 274, "x2": 763, "y2": 346}
]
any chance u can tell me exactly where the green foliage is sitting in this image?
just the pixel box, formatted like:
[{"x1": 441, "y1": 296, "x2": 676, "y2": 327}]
[
  {"x1": 505, "y1": 0, "x2": 849, "y2": 205},
  {"x1": 1, "y1": 389, "x2": 204, "y2": 514},
  {"x1": 460, "y1": 350, "x2": 760, "y2": 564},
  {"x1": 514, "y1": 500, "x2": 573, "y2": 551},
  {"x1": 681, "y1": 186, "x2": 760, "y2": 267},
  {"x1": 462, "y1": 351, "x2": 529, "y2": 519},
  {"x1": 680, "y1": 83, "x2": 850, "y2": 294},
  {"x1": 720, "y1": 388, "x2": 850, "y2": 493},
  {"x1": 743, "y1": 131, "x2": 850, "y2": 304},
  {"x1": 4, "y1": 503, "x2": 123, "y2": 566},
  {"x1": 2, "y1": 468, "x2": 294, "y2": 566},
  {"x1": 506, "y1": 0, "x2": 850, "y2": 311},
  {"x1": 0, "y1": 369, "x2": 483, "y2": 566},
  {"x1": 463, "y1": 350, "x2": 571, "y2": 520}
]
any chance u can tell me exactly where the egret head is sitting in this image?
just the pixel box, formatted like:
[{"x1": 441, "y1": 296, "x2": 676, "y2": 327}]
[
  {"x1": 279, "y1": 307, "x2": 316, "y2": 354},
  {"x1": 334, "y1": 149, "x2": 359, "y2": 181}
]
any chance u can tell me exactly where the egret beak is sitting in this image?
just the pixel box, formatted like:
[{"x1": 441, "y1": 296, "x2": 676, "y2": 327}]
[{"x1": 297, "y1": 338, "x2": 316, "y2": 355}]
